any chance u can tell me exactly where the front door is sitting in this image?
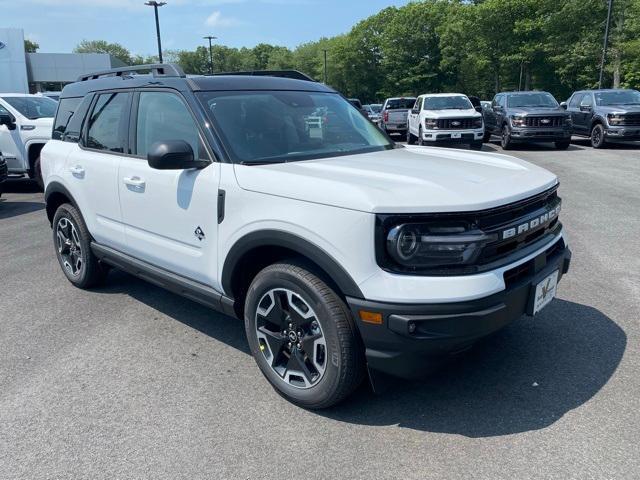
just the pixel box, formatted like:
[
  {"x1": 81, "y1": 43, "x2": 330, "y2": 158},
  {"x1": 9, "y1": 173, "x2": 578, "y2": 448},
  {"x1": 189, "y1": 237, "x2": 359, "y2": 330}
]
[{"x1": 118, "y1": 90, "x2": 220, "y2": 286}]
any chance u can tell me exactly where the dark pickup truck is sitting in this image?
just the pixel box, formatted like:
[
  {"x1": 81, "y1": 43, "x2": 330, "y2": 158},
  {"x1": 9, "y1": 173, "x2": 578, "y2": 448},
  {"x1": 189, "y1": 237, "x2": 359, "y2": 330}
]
[
  {"x1": 561, "y1": 89, "x2": 640, "y2": 148},
  {"x1": 484, "y1": 91, "x2": 572, "y2": 150}
]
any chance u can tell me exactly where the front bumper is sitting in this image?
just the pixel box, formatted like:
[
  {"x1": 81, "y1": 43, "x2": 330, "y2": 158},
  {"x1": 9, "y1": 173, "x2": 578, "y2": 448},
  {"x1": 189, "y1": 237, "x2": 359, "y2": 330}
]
[
  {"x1": 423, "y1": 129, "x2": 484, "y2": 143},
  {"x1": 347, "y1": 239, "x2": 571, "y2": 379},
  {"x1": 510, "y1": 127, "x2": 571, "y2": 142},
  {"x1": 605, "y1": 126, "x2": 640, "y2": 139}
]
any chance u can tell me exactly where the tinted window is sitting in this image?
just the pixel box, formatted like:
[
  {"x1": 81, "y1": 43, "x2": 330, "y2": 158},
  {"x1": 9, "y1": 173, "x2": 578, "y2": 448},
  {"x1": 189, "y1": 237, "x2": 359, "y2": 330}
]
[
  {"x1": 52, "y1": 97, "x2": 82, "y2": 140},
  {"x1": 507, "y1": 92, "x2": 558, "y2": 108},
  {"x1": 86, "y1": 93, "x2": 129, "y2": 152},
  {"x1": 580, "y1": 93, "x2": 593, "y2": 107},
  {"x1": 594, "y1": 90, "x2": 640, "y2": 106},
  {"x1": 197, "y1": 90, "x2": 392, "y2": 164},
  {"x1": 1, "y1": 96, "x2": 57, "y2": 119},
  {"x1": 423, "y1": 96, "x2": 473, "y2": 110},
  {"x1": 385, "y1": 98, "x2": 417, "y2": 110},
  {"x1": 135, "y1": 92, "x2": 207, "y2": 160},
  {"x1": 415, "y1": 98, "x2": 423, "y2": 110},
  {"x1": 568, "y1": 93, "x2": 584, "y2": 108}
]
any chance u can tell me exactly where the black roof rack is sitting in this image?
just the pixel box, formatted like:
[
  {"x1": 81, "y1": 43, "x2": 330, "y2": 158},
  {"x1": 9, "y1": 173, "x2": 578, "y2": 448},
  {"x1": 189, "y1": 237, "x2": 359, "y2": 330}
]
[
  {"x1": 209, "y1": 70, "x2": 316, "y2": 82},
  {"x1": 77, "y1": 63, "x2": 186, "y2": 82}
]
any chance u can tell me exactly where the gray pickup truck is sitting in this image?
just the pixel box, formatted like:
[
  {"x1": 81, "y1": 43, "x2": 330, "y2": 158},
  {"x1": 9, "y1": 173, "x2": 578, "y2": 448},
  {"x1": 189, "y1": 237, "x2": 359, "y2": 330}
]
[{"x1": 380, "y1": 97, "x2": 417, "y2": 137}]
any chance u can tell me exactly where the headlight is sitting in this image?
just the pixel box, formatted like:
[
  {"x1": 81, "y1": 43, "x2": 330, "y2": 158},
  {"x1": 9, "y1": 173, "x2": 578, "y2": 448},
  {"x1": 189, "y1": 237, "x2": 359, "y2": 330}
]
[
  {"x1": 511, "y1": 116, "x2": 526, "y2": 127},
  {"x1": 424, "y1": 118, "x2": 437, "y2": 129},
  {"x1": 386, "y1": 223, "x2": 494, "y2": 269},
  {"x1": 608, "y1": 114, "x2": 624, "y2": 125},
  {"x1": 473, "y1": 117, "x2": 483, "y2": 128}
]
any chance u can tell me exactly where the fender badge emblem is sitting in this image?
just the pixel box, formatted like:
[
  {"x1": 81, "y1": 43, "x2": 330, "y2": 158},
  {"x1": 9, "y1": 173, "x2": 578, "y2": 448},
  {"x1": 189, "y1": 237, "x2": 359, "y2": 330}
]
[{"x1": 194, "y1": 226, "x2": 205, "y2": 241}]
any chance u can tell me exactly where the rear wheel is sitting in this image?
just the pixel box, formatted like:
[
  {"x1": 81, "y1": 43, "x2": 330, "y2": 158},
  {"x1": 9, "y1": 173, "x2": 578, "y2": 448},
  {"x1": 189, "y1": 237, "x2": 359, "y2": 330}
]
[
  {"x1": 52, "y1": 203, "x2": 108, "y2": 289},
  {"x1": 591, "y1": 124, "x2": 606, "y2": 148},
  {"x1": 501, "y1": 125, "x2": 513, "y2": 150},
  {"x1": 244, "y1": 262, "x2": 364, "y2": 409},
  {"x1": 34, "y1": 156, "x2": 44, "y2": 190}
]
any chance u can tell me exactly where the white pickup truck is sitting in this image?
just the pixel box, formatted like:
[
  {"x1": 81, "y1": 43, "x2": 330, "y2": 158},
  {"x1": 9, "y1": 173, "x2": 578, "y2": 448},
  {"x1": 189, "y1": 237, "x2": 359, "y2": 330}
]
[
  {"x1": 0, "y1": 93, "x2": 57, "y2": 188},
  {"x1": 407, "y1": 93, "x2": 484, "y2": 150}
]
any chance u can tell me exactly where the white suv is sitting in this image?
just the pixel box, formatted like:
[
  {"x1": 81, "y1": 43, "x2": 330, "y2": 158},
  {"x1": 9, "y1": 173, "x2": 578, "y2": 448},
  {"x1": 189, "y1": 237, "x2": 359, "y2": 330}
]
[
  {"x1": 42, "y1": 65, "x2": 571, "y2": 408},
  {"x1": 0, "y1": 93, "x2": 57, "y2": 188},
  {"x1": 407, "y1": 93, "x2": 484, "y2": 150}
]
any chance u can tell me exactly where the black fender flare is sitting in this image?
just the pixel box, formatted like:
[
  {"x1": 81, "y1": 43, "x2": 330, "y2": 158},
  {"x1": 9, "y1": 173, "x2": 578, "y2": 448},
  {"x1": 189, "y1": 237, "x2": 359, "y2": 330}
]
[
  {"x1": 44, "y1": 181, "x2": 79, "y2": 224},
  {"x1": 221, "y1": 230, "x2": 364, "y2": 300}
]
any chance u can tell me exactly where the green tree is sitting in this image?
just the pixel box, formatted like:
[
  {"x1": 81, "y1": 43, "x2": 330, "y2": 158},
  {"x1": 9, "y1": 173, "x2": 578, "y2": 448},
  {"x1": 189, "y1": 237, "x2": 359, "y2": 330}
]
[
  {"x1": 24, "y1": 39, "x2": 39, "y2": 53},
  {"x1": 73, "y1": 40, "x2": 134, "y2": 65}
]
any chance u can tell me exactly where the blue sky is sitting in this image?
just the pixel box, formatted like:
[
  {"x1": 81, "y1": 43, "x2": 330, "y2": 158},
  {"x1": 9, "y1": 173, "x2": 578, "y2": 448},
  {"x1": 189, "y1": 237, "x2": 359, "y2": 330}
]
[{"x1": 1, "y1": 0, "x2": 410, "y2": 56}]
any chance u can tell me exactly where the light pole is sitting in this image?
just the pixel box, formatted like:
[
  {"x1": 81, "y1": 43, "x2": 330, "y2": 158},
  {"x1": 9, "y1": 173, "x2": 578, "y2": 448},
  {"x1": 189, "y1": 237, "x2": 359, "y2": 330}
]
[
  {"x1": 598, "y1": 0, "x2": 614, "y2": 89},
  {"x1": 203, "y1": 35, "x2": 217, "y2": 74},
  {"x1": 145, "y1": 1, "x2": 166, "y2": 63},
  {"x1": 323, "y1": 49, "x2": 328, "y2": 84}
]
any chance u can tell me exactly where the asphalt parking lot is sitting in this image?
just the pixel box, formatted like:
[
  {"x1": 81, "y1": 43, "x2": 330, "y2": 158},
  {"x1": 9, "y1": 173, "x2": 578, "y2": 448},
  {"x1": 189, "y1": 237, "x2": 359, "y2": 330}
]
[{"x1": 1, "y1": 138, "x2": 639, "y2": 479}]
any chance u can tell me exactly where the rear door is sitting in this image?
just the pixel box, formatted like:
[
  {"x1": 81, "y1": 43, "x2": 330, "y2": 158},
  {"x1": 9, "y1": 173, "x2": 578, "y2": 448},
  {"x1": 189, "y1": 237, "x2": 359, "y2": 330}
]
[
  {"x1": 65, "y1": 91, "x2": 130, "y2": 250},
  {"x1": 118, "y1": 90, "x2": 220, "y2": 286}
]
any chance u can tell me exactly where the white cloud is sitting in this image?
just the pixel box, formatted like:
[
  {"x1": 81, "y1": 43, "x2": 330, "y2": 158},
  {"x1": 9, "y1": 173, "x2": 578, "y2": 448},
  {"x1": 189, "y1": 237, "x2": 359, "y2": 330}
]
[{"x1": 204, "y1": 10, "x2": 246, "y2": 28}]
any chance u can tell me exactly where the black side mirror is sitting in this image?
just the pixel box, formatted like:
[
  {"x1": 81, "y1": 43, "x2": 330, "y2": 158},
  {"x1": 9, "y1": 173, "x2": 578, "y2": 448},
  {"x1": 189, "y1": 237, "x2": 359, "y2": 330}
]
[
  {"x1": 474, "y1": 105, "x2": 483, "y2": 113},
  {"x1": 0, "y1": 113, "x2": 16, "y2": 131},
  {"x1": 147, "y1": 140, "x2": 208, "y2": 170},
  {"x1": 560, "y1": 102, "x2": 568, "y2": 110}
]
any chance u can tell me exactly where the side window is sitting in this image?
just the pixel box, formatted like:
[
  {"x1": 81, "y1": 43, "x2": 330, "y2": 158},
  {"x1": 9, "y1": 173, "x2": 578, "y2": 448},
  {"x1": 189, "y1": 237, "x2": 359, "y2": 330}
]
[
  {"x1": 580, "y1": 93, "x2": 593, "y2": 107},
  {"x1": 86, "y1": 93, "x2": 129, "y2": 152},
  {"x1": 492, "y1": 95, "x2": 502, "y2": 108},
  {"x1": 135, "y1": 92, "x2": 208, "y2": 160},
  {"x1": 415, "y1": 97, "x2": 423, "y2": 111},
  {"x1": 0, "y1": 103, "x2": 9, "y2": 115},
  {"x1": 52, "y1": 97, "x2": 82, "y2": 140},
  {"x1": 499, "y1": 95, "x2": 507, "y2": 108},
  {"x1": 568, "y1": 93, "x2": 584, "y2": 108}
]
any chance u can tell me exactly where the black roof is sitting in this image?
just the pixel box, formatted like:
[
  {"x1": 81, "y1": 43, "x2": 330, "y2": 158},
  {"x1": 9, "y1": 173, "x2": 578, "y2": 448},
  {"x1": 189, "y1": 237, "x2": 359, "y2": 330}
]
[{"x1": 61, "y1": 63, "x2": 334, "y2": 99}]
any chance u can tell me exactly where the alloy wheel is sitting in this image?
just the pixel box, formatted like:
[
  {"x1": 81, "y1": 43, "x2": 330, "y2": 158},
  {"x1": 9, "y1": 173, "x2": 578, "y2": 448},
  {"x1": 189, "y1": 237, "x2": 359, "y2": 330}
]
[
  {"x1": 56, "y1": 217, "x2": 83, "y2": 276},
  {"x1": 255, "y1": 288, "x2": 327, "y2": 389}
]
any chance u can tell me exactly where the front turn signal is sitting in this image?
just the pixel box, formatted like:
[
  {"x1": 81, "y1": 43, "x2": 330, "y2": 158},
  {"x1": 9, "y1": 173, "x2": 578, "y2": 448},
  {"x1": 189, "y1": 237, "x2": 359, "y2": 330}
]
[{"x1": 359, "y1": 310, "x2": 383, "y2": 325}]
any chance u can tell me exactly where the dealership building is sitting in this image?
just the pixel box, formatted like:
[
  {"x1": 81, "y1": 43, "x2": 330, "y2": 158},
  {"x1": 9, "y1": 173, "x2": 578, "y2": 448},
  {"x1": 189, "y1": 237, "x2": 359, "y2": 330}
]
[{"x1": 0, "y1": 28, "x2": 125, "y2": 94}]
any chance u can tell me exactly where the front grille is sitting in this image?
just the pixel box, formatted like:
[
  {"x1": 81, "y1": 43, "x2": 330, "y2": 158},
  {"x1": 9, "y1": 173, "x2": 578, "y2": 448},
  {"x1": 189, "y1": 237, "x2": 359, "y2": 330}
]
[
  {"x1": 524, "y1": 116, "x2": 564, "y2": 127},
  {"x1": 616, "y1": 114, "x2": 640, "y2": 126},
  {"x1": 436, "y1": 118, "x2": 476, "y2": 129}
]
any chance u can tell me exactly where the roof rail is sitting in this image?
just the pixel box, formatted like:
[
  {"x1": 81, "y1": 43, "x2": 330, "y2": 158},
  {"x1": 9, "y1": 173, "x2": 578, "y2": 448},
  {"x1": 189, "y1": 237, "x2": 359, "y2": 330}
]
[
  {"x1": 210, "y1": 70, "x2": 316, "y2": 82},
  {"x1": 77, "y1": 63, "x2": 186, "y2": 82}
]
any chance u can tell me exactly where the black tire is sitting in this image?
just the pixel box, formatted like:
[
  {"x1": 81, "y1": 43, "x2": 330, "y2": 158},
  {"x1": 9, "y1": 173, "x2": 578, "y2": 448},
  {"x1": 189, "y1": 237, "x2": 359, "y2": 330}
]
[
  {"x1": 244, "y1": 262, "x2": 364, "y2": 409},
  {"x1": 501, "y1": 124, "x2": 513, "y2": 150},
  {"x1": 52, "y1": 203, "x2": 108, "y2": 289},
  {"x1": 418, "y1": 126, "x2": 425, "y2": 146},
  {"x1": 555, "y1": 139, "x2": 571, "y2": 150},
  {"x1": 407, "y1": 128, "x2": 417, "y2": 145},
  {"x1": 470, "y1": 140, "x2": 483, "y2": 151},
  {"x1": 591, "y1": 124, "x2": 606, "y2": 149},
  {"x1": 483, "y1": 130, "x2": 492, "y2": 143},
  {"x1": 34, "y1": 156, "x2": 44, "y2": 191}
]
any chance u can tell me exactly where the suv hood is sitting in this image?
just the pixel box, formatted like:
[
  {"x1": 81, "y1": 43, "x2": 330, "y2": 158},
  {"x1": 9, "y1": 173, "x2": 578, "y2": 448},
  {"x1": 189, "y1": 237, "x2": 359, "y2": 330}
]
[
  {"x1": 424, "y1": 108, "x2": 481, "y2": 118},
  {"x1": 234, "y1": 147, "x2": 557, "y2": 214}
]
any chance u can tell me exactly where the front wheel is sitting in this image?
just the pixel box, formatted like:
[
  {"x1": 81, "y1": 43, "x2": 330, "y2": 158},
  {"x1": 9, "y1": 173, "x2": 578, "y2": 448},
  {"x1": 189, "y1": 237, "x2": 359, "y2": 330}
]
[
  {"x1": 34, "y1": 156, "x2": 44, "y2": 190},
  {"x1": 483, "y1": 130, "x2": 492, "y2": 143},
  {"x1": 407, "y1": 127, "x2": 417, "y2": 145},
  {"x1": 591, "y1": 124, "x2": 606, "y2": 148},
  {"x1": 470, "y1": 140, "x2": 483, "y2": 150},
  {"x1": 418, "y1": 127, "x2": 425, "y2": 146},
  {"x1": 244, "y1": 262, "x2": 364, "y2": 409},
  {"x1": 555, "y1": 139, "x2": 571, "y2": 150},
  {"x1": 501, "y1": 125, "x2": 513, "y2": 150}
]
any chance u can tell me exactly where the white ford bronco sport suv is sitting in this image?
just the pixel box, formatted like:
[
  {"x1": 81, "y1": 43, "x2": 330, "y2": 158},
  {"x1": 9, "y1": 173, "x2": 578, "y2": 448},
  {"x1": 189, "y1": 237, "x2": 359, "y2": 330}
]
[
  {"x1": 407, "y1": 93, "x2": 484, "y2": 150},
  {"x1": 42, "y1": 65, "x2": 571, "y2": 408},
  {"x1": 0, "y1": 93, "x2": 57, "y2": 188}
]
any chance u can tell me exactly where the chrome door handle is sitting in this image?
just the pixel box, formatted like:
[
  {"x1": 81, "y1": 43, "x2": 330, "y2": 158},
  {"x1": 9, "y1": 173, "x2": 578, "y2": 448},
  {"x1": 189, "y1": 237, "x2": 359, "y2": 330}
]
[
  {"x1": 123, "y1": 176, "x2": 146, "y2": 189},
  {"x1": 69, "y1": 165, "x2": 85, "y2": 177}
]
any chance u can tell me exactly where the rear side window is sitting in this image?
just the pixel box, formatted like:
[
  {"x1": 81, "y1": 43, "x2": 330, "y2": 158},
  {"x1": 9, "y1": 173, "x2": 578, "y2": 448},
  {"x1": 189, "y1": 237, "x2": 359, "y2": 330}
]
[
  {"x1": 52, "y1": 97, "x2": 82, "y2": 140},
  {"x1": 86, "y1": 93, "x2": 129, "y2": 152}
]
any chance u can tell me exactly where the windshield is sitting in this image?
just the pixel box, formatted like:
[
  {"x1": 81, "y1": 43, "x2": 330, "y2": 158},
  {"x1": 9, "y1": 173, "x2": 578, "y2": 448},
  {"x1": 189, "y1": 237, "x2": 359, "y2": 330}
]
[
  {"x1": 385, "y1": 98, "x2": 416, "y2": 110},
  {"x1": 507, "y1": 92, "x2": 558, "y2": 108},
  {"x1": 423, "y1": 96, "x2": 472, "y2": 110},
  {"x1": 368, "y1": 104, "x2": 382, "y2": 113},
  {"x1": 1, "y1": 96, "x2": 58, "y2": 119},
  {"x1": 197, "y1": 90, "x2": 393, "y2": 164},
  {"x1": 595, "y1": 90, "x2": 640, "y2": 106}
]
